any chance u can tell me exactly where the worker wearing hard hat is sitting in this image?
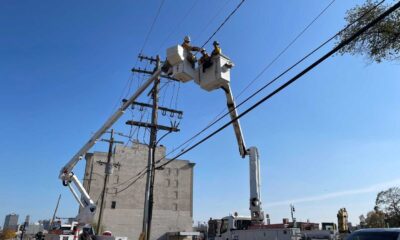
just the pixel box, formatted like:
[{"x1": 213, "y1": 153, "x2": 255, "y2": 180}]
[
  {"x1": 199, "y1": 48, "x2": 212, "y2": 73},
  {"x1": 211, "y1": 41, "x2": 222, "y2": 57},
  {"x1": 181, "y1": 35, "x2": 201, "y2": 68}
]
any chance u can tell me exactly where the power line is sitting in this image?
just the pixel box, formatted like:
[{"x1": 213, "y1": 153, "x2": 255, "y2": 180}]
[
  {"x1": 109, "y1": 0, "x2": 385, "y2": 191},
  {"x1": 110, "y1": 0, "x2": 165, "y2": 115},
  {"x1": 156, "y1": 0, "x2": 199, "y2": 53},
  {"x1": 110, "y1": 0, "x2": 386, "y2": 192},
  {"x1": 235, "y1": 0, "x2": 336, "y2": 100},
  {"x1": 156, "y1": 0, "x2": 386, "y2": 166},
  {"x1": 140, "y1": 0, "x2": 166, "y2": 55},
  {"x1": 200, "y1": 0, "x2": 246, "y2": 49},
  {"x1": 196, "y1": 0, "x2": 337, "y2": 137},
  {"x1": 194, "y1": 0, "x2": 232, "y2": 40},
  {"x1": 173, "y1": 0, "x2": 338, "y2": 153},
  {"x1": 155, "y1": 0, "x2": 398, "y2": 170},
  {"x1": 110, "y1": 169, "x2": 148, "y2": 194}
]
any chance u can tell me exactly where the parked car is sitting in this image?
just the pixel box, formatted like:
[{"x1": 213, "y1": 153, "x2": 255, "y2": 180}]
[{"x1": 346, "y1": 228, "x2": 400, "y2": 240}]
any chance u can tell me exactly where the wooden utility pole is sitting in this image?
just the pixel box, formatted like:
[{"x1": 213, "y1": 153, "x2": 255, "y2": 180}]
[
  {"x1": 97, "y1": 129, "x2": 123, "y2": 234},
  {"x1": 144, "y1": 55, "x2": 160, "y2": 240},
  {"x1": 130, "y1": 55, "x2": 181, "y2": 240}
]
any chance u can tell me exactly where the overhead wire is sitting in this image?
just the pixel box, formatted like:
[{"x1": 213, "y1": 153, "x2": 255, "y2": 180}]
[
  {"x1": 139, "y1": 0, "x2": 166, "y2": 55},
  {"x1": 108, "y1": 0, "x2": 388, "y2": 194},
  {"x1": 200, "y1": 0, "x2": 246, "y2": 49},
  {"x1": 155, "y1": 0, "x2": 393, "y2": 169},
  {"x1": 196, "y1": 0, "x2": 337, "y2": 131},
  {"x1": 193, "y1": 0, "x2": 232, "y2": 41},
  {"x1": 155, "y1": 0, "x2": 386, "y2": 165},
  {"x1": 156, "y1": 0, "x2": 200, "y2": 53},
  {"x1": 235, "y1": 0, "x2": 336, "y2": 100},
  {"x1": 158, "y1": 0, "x2": 352, "y2": 162},
  {"x1": 109, "y1": 0, "x2": 165, "y2": 116}
]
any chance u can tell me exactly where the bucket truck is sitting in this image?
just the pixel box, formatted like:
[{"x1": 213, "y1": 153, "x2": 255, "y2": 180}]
[{"x1": 165, "y1": 44, "x2": 300, "y2": 240}]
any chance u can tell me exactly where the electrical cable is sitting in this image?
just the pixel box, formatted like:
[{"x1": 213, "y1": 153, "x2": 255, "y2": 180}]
[
  {"x1": 200, "y1": 0, "x2": 245, "y2": 49},
  {"x1": 193, "y1": 0, "x2": 337, "y2": 142},
  {"x1": 175, "y1": 0, "x2": 338, "y2": 151},
  {"x1": 107, "y1": 0, "x2": 387, "y2": 195},
  {"x1": 235, "y1": 0, "x2": 336, "y2": 100},
  {"x1": 109, "y1": 0, "x2": 165, "y2": 116},
  {"x1": 194, "y1": 0, "x2": 232, "y2": 41},
  {"x1": 139, "y1": 0, "x2": 166, "y2": 55},
  {"x1": 155, "y1": 0, "x2": 398, "y2": 170},
  {"x1": 156, "y1": 0, "x2": 200, "y2": 53},
  {"x1": 156, "y1": 0, "x2": 386, "y2": 165}
]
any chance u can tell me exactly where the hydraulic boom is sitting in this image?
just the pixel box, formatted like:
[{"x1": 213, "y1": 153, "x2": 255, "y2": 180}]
[
  {"x1": 221, "y1": 84, "x2": 264, "y2": 223},
  {"x1": 59, "y1": 69, "x2": 162, "y2": 225}
]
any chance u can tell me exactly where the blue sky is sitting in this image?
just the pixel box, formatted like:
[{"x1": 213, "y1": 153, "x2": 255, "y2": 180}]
[{"x1": 1, "y1": 0, "x2": 400, "y2": 227}]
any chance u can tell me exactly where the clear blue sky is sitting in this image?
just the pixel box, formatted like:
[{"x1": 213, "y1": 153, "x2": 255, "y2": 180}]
[{"x1": 1, "y1": 0, "x2": 400, "y2": 227}]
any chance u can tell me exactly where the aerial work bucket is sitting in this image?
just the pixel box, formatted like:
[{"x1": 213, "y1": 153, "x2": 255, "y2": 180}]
[
  {"x1": 165, "y1": 45, "x2": 234, "y2": 90},
  {"x1": 166, "y1": 45, "x2": 196, "y2": 82},
  {"x1": 196, "y1": 54, "x2": 234, "y2": 91}
]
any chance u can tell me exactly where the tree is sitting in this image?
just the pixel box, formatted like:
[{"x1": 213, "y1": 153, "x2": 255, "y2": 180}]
[
  {"x1": 0, "y1": 229, "x2": 17, "y2": 240},
  {"x1": 336, "y1": 0, "x2": 400, "y2": 62},
  {"x1": 365, "y1": 210, "x2": 385, "y2": 228},
  {"x1": 375, "y1": 187, "x2": 400, "y2": 227}
]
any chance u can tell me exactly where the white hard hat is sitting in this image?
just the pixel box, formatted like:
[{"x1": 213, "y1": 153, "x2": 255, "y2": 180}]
[{"x1": 184, "y1": 35, "x2": 191, "y2": 42}]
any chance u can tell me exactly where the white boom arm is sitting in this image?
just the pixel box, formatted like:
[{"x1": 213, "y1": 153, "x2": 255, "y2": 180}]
[
  {"x1": 59, "y1": 69, "x2": 162, "y2": 224},
  {"x1": 221, "y1": 84, "x2": 264, "y2": 223}
]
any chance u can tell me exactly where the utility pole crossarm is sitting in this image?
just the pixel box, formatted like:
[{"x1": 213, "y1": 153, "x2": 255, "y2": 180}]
[
  {"x1": 131, "y1": 68, "x2": 179, "y2": 82},
  {"x1": 126, "y1": 121, "x2": 180, "y2": 132}
]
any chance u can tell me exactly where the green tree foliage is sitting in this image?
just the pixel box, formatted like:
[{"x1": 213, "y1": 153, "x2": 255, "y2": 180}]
[
  {"x1": 375, "y1": 187, "x2": 400, "y2": 227},
  {"x1": 365, "y1": 210, "x2": 385, "y2": 228},
  {"x1": 337, "y1": 0, "x2": 400, "y2": 62}
]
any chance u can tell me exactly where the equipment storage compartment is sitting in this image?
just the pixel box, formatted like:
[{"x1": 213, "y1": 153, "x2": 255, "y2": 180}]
[{"x1": 197, "y1": 54, "x2": 233, "y2": 91}]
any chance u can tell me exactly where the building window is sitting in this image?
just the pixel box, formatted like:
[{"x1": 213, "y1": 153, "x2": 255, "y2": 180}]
[
  {"x1": 166, "y1": 179, "x2": 170, "y2": 187},
  {"x1": 174, "y1": 180, "x2": 179, "y2": 187},
  {"x1": 173, "y1": 203, "x2": 178, "y2": 211},
  {"x1": 174, "y1": 191, "x2": 178, "y2": 199},
  {"x1": 175, "y1": 169, "x2": 179, "y2": 176},
  {"x1": 111, "y1": 201, "x2": 116, "y2": 209},
  {"x1": 114, "y1": 175, "x2": 119, "y2": 184},
  {"x1": 165, "y1": 168, "x2": 171, "y2": 176}
]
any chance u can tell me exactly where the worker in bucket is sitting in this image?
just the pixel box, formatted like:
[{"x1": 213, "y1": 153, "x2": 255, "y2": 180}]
[
  {"x1": 199, "y1": 48, "x2": 212, "y2": 73},
  {"x1": 211, "y1": 40, "x2": 222, "y2": 57},
  {"x1": 181, "y1": 35, "x2": 201, "y2": 68},
  {"x1": 211, "y1": 40, "x2": 233, "y2": 69}
]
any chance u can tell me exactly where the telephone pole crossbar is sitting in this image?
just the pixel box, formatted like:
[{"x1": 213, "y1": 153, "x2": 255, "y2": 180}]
[
  {"x1": 131, "y1": 101, "x2": 183, "y2": 116},
  {"x1": 138, "y1": 54, "x2": 163, "y2": 64},
  {"x1": 131, "y1": 67, "x2": 179, "y2": 82},
  {"x1": 126, "y1": 120, "x2": 180, "y2": 132}
]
